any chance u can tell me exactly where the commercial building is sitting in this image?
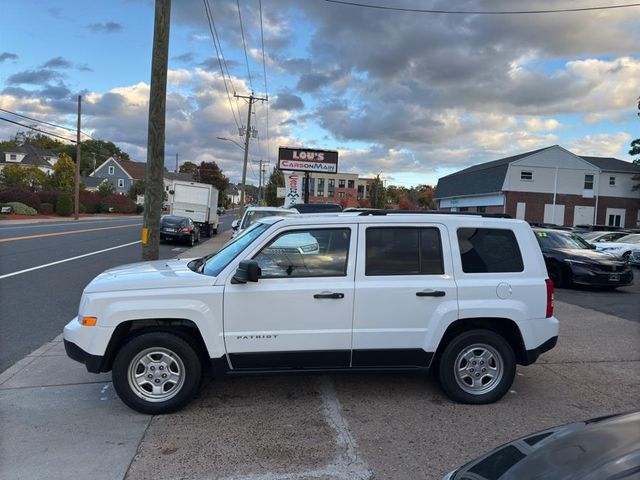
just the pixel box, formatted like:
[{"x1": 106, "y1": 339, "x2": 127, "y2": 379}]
[
  {"x1": 434, "y1": 145, "x2": 640, "y2": 228},
  {"x1": 303, "y1": 172, "x2": 375, "y2": 207}
]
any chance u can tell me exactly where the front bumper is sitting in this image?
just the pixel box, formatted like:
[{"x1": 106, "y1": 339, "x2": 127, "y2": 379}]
[
  {"x1": 64, "y1": 339, "x2": 104, "y2": 373},
  {"x1": 569, "y1": 264, "x2": 633, "y2": 286}
]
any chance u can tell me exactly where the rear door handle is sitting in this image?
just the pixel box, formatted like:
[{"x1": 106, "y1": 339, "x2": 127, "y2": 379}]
[
  {"x1": 416, "y1": 290, "x2": 446, "y2": 297},
  {"x1": 314, "y1": 292, "x2": 344, "y2": 299}
]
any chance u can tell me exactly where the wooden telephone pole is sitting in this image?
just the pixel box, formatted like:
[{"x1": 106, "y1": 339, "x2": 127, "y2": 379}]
[
  {"x1": 74, "y1": 95, "x2": 81, "y2": 220},
  {"x1": 142, "y1": 0, "x2": 171, "y2": 261}
]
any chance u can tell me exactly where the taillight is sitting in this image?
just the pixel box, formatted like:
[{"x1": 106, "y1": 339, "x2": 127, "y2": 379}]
[
  {"x1": 545, "y1": 278, "x2": 554, "y2": 318},
  {"x1": 181, "y1": 227, "x2": 193, "y2": 233}
]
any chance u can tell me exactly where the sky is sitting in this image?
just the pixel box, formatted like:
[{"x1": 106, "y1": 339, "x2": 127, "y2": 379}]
[{"x1": 0, "y1": 0, "x2": 639, "y2": 188}]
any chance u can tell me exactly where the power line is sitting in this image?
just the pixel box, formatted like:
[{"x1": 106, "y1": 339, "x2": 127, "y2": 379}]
[
  {"x1": 324, "y1": 0, "x2": 640, "y2": 14},
  {"x1": 0, "y1": 116, "x2": 77, "y2": 143},
  {"x1": 203, "y1": 0, "x2": 240, "y2": 129},
  {"x1": 259, "y1": 0, "x2": 270, "y2": 165},
  {"x1": 236, "y1": 0, "x2": 254, "y2": 91},
  {"x1": 0, "y1": 107, "x2": 93, "y2": 139}
]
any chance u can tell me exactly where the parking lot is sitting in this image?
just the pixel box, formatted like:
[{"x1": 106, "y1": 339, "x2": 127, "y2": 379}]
[{"x1": 2, "y1": 264, "x2": 638, "y2": 479}]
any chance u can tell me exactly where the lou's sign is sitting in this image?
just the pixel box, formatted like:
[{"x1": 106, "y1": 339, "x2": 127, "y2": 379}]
[{"x1": 278, "y1": 147, "x2": 339, "y2": 174}]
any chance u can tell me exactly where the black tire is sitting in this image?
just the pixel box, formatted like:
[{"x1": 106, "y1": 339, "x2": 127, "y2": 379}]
[
  {"x1": 195, "y1": 230, "x2": 200, "y2": 243},
  {"x1": 187, "y1": 233, "x2": 195, "y2": 247},
  {"x1": 112, "y1": 332, "x2": 202, "y2": 414},
  {"x1": 438, "y1": 329, "x2": 516, "y2": 404},
  {"x1": 547, "y1": 262, "x2": 565, "y2": 288}
]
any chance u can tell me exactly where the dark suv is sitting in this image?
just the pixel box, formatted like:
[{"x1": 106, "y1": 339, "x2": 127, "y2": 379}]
[{"x1": 160, "y1": 215, "x2": 200, "y2": 246}]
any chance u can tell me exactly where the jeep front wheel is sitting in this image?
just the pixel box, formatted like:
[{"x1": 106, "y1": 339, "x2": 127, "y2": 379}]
[
  {"x1": 112, "y1": 332, "x2": 202, "y2": 414},
  {"x1": 438, "y1": 329, "x2": 515, "y2": 404}
]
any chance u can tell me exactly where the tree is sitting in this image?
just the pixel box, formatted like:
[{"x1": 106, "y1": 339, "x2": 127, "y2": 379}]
[
  {"x1": 179, "y1": 161, "x2": 198, "y2": 177},
  {"x1": 98, "y1": 179, "x2": 116, "y2": 197},
  {"x1": 630, "y1": 97, "x2": 640, "y2": 191},
  {"x1": 48, "y1": 153, "x2": 76, "y2": 193},
  {"x1": 128, "y1": 179, "x2": 145, "y2": 200},
  {"x1": 0, "y1": 165, "x2": 47, "y2": 191},
  {"x1": 369, "y1": 175, "x2": 387, "y2": 209},
  {"x1": 264, "y1": 166, "x2": 284, "y2": 206},
  {"x1": 197, "y1": 161, "x2": 230, "y2": 192}
]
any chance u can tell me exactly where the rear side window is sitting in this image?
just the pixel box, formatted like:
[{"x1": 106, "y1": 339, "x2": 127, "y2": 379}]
[
  {"x1": 457, "y1": 228, "x2": 524, "y2": 273},
  {"x1": 365, "y1": 227, "x2": 444, "y2": 276}
]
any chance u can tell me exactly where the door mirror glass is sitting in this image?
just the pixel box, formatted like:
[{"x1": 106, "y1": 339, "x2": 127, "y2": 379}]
[
  {"x1": 231, "y1": 219, "x2": 239, "y2": 230},
  {"x1": 232, "y1": 260, "x2": 261, "y2": 284}
]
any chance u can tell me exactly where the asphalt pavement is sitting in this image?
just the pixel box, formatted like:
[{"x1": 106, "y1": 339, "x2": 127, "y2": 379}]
[{"x1": 0, "y1": 212, "x2": 236, "y2": 372}]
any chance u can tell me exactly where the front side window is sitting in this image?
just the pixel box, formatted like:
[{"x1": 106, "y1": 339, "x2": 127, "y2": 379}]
[
  {"x1": 458, "y1": 228, "x2": 524, "y2": 273},
  {"x1": 254, "y1": 228, "x2": 350, "y2": 278},
  {"x1": 203, "y1": 223, "x2": 270, "y2": 277},
  {"x1": 584, "y1": 174, "x2": 594, "y2": 189},
  {"x1": 365, "y1": 227, "x2": 444, "y2": 276}
]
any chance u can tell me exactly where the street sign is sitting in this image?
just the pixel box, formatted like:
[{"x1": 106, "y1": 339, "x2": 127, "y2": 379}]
[{"x1": 278, "y1": 147, "x2": 338, "y2": 174}]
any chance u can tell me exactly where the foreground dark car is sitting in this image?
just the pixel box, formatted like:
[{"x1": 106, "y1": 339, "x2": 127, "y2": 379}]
[
  {"x1": 443, "y1": 410, "x2": 640, "y2": 480},
  {"x1": 160, "y1": 215, "x2": 200, "y2": 246},
  {"x1": 533, "y1": 228, "x2": 632, "y2": 288}
]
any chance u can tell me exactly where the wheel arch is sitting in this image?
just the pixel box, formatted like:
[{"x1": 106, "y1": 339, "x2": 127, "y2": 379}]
[{"x1": 430, "y1": 317, "x2": 527, "y2": 368}]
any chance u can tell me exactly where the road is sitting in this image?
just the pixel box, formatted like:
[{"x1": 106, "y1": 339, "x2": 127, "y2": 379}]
[{"x1": 0, "y1": 213, "x2": 236, "y2": 372}]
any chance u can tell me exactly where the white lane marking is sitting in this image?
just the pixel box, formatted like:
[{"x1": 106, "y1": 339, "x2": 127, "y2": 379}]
[
  {"x1": 0, "y1": 218, "x2": 142, "y2": 230},
  {"x1": 223, "y1": 377, "x2": 370, "y2": 480},
  {"x1": 0, "y1": 240, "x2": 142, "y2": 280}
]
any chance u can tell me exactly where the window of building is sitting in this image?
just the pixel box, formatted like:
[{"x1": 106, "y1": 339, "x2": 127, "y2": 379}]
[
  {"x1": 457, "y1": 228, "x2": 524, "y2": 273},
  {"x1": 348, "y1": 180, "x2": 355, "y2": 189},
  {"x1": 328, "y1": 179, "x2": 335, "y2": 197},
  {"x1": 357, "y1": 184, "x2": 364, "y2": 199},
  {"x1": 477, "y1": 206, "x2": 486, "y2": 213},
  {"x1": 520, "y1": 171, "x2": 533, "y2": 181},
  {"x1": 309, "y1": 177, "x2": 315, "y2": 196},
  {"x1": 584, "y1": 174, "x2": 594, "y2": 190},
  {"x1": 108, "y1": 166, "x2": 115, "y2": 175},
  {"x1": 9, "y1": 154, "x2": 17, "y2": 161},
  {"x1": 254, "y1": 228, "x2": 350, "y2": 278},
  {"x1": 365, "y1": 227, "x2": 444, "y2": 276},
  {"x1": 338, "y1": 179, "x2": 345, "y2": 188},
  {"x1": 118, "y1": 179, "x2": 125, "y2": 188},
  {"x1": 317, "y1": 178, "x2": 325, "y2": 196},
  {"x1": 609, "y1": 176, "x2": 616, "y2": 186},
  {"x1": 459, "y1": 207, "x2": 469, "y2": 212},
  {"x1": 338, "y1": 191, "x2": 345, "y2": 198}
]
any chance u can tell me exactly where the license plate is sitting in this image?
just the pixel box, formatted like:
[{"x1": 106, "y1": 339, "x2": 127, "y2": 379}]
[
  {"x1": 609, "y1": 274, "x2": 620, "y2": 281},
  {"x1": 164, "y1": 227, "x2": 176, "y2": 232}
]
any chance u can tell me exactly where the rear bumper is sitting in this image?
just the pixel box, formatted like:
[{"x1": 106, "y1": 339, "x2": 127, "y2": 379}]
[
  {"x1": 521, "y1": 336, "x2": 557, "y2": 366},
  {"x1": 64, "y1": 339, "x2": 105, "y2": 373},
  {"x1": 571, "y1": 269, "x2": 633, "y2": 286}
]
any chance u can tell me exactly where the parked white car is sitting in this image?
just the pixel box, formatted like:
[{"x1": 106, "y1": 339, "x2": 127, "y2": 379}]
[
  {"x1": 64, "y1": 212, "x2": 558, "y2": 414},
  {"x1": 594, "y1": 234, "x2": 640, "y2": 261},
  {"x1": 578, "y1": 231, "x2": 629, "y2": 244},
  {"x1": 231, "y1": 206, "x2": 299, "y2": 238}
]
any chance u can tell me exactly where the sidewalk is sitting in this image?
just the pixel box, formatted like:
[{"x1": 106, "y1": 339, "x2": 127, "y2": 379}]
[
  {"x1": 0, "y1": 214, "x2": 142, "y2": 225},
  {"x1": 0, "y1": 230, "x2": 232, "y2": 480}
]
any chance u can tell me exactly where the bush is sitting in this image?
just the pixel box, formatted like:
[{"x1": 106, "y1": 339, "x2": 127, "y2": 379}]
[
  {"x1": 79, "y1": 203, "x2": 87, "y2": 214},
  {"x1": 0, "y1": 188, "x2": 41, "y2": 211},
  {"x1": 56, "y1": 194, "x2": 74, "y2": 216},
  {"x1": 136, "y1": 204, "x2": 144, "y2": 214},
  {"x1": 37, "y1": 190, "x2": 60, "y2": 207},
  {"x1": 100, "y1": 194, "x2": 137, "y2": 214},
  {"x1": 79, "y1": 191, "x2": 101, "y2": 214},
  {"x1": 2, "y1": 202, "x2": 38, "y2": 215},
  {"x1": 39, "y1": 203, "x2": 54, "y2": 215}
]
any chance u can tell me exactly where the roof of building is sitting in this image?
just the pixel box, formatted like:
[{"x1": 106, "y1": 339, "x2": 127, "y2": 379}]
[
  {"x1": 164, "y1": 171, "x2": 194, "y2": 182},
  {"x1": 117, "y1": 159, "x2": 147, "y2": 180},
  {"x1": 435, "y1": 145, "x2": 639, "y2": 199},
  {"x1": 0, "y1": 142, "x2": 58, "y2": 168}
]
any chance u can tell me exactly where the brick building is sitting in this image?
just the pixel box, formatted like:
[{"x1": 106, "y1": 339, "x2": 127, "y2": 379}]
[
  {"x1": 303, "y1": 172, "x2": 375, "y2": 208},
  {"x1": 434, "y1": 145, "x2": 640, "y2": 228}
]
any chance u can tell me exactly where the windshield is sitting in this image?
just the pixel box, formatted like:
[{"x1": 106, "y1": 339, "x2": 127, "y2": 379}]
[
  {"x1": 535, "y1": 231, "x2": 593, "y2": 250},
  {"x1": 241, "y1": 210, "x2": 295, "y2": 229},
  {"x1": 616, "y1": 234, "x2": 640, "y2": 244},
  {"x1": 579, "y1": 232, "x2": 601, "y2": 241},
  {"x1": 202, "y1": 222, "x2": 269, "y2": 277}
]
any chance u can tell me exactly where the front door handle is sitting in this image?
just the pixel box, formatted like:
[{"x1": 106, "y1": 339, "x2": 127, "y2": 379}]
[
  {"x1": 416, "y1": 289, "x2": 446, "y2": 297},
  {"x1": 314, "y1": 292, "x2": 344, "y2": 299}
]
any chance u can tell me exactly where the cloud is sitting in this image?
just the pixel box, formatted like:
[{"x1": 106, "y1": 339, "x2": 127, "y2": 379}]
[
  {"x1": 172, "y1": 53, "x2": 194, "y2": 63},
  {"x1": 569, "y1": 132, "x2": 632, "y2": 157},
  {"x1": 524, "y1": 118, "x2": 562, "y2": 131},
  {"x1": 41, "y1": 56, "x2": 73, "y2": 69},
  {"x1": 0, "y1": 52, "x2": 18, "y2": 63},
  {"x1": 272, "y1": 92, "x2": 304, "y2": 111},
  {"x1": 86, "y1": 21, "x2": 123, "y2": 33},
  {"x1": 6, "y1": 69, "x2": 63, "y2": 85}
]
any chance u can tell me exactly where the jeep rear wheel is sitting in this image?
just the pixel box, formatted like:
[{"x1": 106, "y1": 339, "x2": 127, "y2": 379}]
[
  {"x1": 438, "y1": 329, "x2": 515, "y2": 404},
  {"x1": 112, "y1": 332, "x2": 202, "y2": 414}
]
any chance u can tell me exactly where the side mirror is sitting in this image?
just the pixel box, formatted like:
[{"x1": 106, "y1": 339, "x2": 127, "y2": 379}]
[
  {"x1": 231, "y1": 260, "x2": 261, "y2": 284},
  {"x1": 231, "y1": 220, "x2": 239, "y2": 230}
]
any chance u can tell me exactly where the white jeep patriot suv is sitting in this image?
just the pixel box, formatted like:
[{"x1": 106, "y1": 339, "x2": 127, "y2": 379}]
[{"x1": 64, "y1": 212, "x2": 558, "y2": 414}]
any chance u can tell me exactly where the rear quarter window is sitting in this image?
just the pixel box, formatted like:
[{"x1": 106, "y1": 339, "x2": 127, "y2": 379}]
[{"x1": 457, "y1": 228, "x2": 524, "y2": 273}]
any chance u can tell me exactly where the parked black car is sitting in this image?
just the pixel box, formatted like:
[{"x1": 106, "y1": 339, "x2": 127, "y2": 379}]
[
  {"x1": 160, "y1": 215, "x2": 200, "y2": 246},
  {"x1": 533, "y1": 228, "x2": 633, "y2": 288},
  {"x1": 290, "y1": 202, "x2": 343, "y2": 213},
  {"x1": 443, "y1": 410, "x2": 640, "y2": 480}
]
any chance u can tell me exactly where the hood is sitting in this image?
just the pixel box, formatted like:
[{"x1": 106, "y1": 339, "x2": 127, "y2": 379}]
[
  {"x1": 548, "y1": 248, "x2": 623, "y2": 264},
  {"x1": 595, "y1": 242, "x2": 638, "y2": 251},
  {"x1": 84, "y1": 258, "x2": 215, "y2": 293}
]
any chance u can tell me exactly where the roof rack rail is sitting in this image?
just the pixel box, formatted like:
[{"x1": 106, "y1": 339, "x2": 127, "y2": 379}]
[{"x1": 357, "y1": 210, "x2": 512, "y2": 219}]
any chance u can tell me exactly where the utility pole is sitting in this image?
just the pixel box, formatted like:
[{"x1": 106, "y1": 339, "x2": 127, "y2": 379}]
[
  {"x1": 175, "y1": 153, "x2": 178, "y2": 173},
  {"x1": 142, "y1": 0, "x2": 171, "y2": 261},
  {"x1": 234, "y1": 92, "x2": 267, "y2": 212},
  {"x1": 74, "y1": 95, "x2": 81, "y2": 220}
]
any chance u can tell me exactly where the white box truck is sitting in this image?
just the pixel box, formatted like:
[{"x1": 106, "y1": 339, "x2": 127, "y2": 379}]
[{"x1": 169, "y1": 180, "x2": 219, "y2": 237}]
